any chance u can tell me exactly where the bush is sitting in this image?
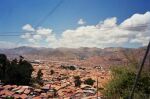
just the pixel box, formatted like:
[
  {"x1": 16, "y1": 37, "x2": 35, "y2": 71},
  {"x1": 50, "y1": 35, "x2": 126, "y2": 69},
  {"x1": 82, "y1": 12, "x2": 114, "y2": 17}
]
[
  {"x1": 5, "y1": 96, "x2": 14, "y2": 99},
  {"x1": 84, "y1": 78, "x2": 95, "y2": 86},
  {"x1": 36, "y1": 69, "x2": 43, "y2": 85},
  {"x1": 104, "y1": 66, "x2": 150, "y2": 98},
  {"x1": 74, "y1": 76, "x2": 82, "y2": 87},
  {"x1": 61, "y1": 65, "x2": 76, "y2": 70},
  {"x1": 69, "y1": 66, "x2": 76, "y2": 70},
  {"x1": 50, "y1": 69, "x2": 54, "y2": 75}
]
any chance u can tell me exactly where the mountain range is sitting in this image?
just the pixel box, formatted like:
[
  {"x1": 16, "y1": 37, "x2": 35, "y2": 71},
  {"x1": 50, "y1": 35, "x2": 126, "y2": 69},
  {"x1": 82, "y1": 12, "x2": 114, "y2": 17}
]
[{"x1": 0, "y1": 46, "x2": 149, "y2": 69}]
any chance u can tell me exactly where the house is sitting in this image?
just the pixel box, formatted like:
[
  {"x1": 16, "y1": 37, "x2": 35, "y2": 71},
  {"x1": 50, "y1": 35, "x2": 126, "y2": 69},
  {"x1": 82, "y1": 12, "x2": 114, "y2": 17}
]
[
  {"x1": 40, "y1": 93, "x2": 47, "y2": 98},
  {"x1": 13, "y1": 94, "x2": 20, "y2": 98},
  {"x1": 80, "y1": 84, "x2": 96, "y2": 96},
  {"x1": 70, "y1": 92, "x2": 86, "y2": 99},
  {"x1": 41, "y1": 84, "x2": 51, "y2": 92},
  {"x1": 3, "y1": 85, "x2": 13, "y2": 90},
  {"x1": 12, "y1": 86, "x2": 22, "y2": 92},
  {"x1": 15, "y1": 87, "x2": 25, "y2": 94},
  {"x1": 0, "y1": 90, "x2": 14, "y2": 97},
  {"x1": 81, "y1": 85, "x2": 92, "y2": 89},
  {"x1": 83, "y1": 89, "x2": 96, "y2": 96},
  {"x1": 24, "y1": 89, "x2": 31, "y2": 94},
  {"x1": 19, "y1": 94, "x2": 28, "y2": 99}
]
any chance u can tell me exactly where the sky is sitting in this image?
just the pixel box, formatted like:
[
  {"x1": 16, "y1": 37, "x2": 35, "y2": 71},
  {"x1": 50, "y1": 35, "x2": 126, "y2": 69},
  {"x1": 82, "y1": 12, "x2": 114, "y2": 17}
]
[{"x1": 0, "y1": 0, "x2": 150, "y2": 48}]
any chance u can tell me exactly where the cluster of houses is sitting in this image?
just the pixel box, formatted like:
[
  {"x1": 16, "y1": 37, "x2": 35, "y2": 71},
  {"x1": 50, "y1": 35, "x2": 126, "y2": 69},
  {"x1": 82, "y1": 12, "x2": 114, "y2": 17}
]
[
  {"x1": 0, "y1": 84, "x2": 57, "y2": 98},
  {"x1": 0, "y1": 60, "x2": 110, "y2": 98},
  {"x1": 0, "y1": 83, "x2": 101, "y2": 99}
]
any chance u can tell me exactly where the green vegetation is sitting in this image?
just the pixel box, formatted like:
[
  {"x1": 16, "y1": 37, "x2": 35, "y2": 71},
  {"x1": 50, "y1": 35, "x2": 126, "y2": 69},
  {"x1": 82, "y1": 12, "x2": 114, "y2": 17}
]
[
  {"x1": 5, "y1": 96, "x2": 14, "y2": 99},
  {"x1": 69, "y1": 66, "x2": 76, "y2": 70},
  {"x1": 53, "y1": 88, "x2": 58, "y2": 97},
  {"x1": 36, "y1": 69, "x2": 43, "y2": 85},
  {"x1": 74, "y1": 76, "x2": 82, "y2": 87},
  {"x1": 104, "y1": 66, "x2": 150, "y2": 99},
  {"x1": 50, "y1": 69, "x2": 54, "y2": 75},
  {"x1": 84, "y1": 78, "x2": 95, "y2": 86},
  {"x1": 0, "y1": 54, "x2": 33, "y2": 85},
  {"x1": 61, "y1": 65, "x2": 76, "y2": 70}
]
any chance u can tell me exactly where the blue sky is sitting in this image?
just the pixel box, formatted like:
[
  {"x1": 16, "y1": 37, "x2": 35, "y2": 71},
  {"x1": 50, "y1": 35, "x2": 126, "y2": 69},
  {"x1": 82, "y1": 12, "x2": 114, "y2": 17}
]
[{"x1": 0, "y1": 0, "x2": 150, "y2": 48}]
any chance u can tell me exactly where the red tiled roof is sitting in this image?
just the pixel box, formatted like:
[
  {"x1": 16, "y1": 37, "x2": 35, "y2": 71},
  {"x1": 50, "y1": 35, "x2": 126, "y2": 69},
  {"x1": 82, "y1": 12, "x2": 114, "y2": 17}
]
[
  {"x1": 40, "y1": 93, "x2": 47, "y2": 98},
  {"x1": 5, "y1": 90, "x2": 14, "y2": 96},
  {"x1": 19, "y1": 94, "x2": 28, "y2": 99},
  {"x1": 13, "y1": 94, "x2": 20, "y2": 98},
  {"x1": 0, "y1": 90, "x2": 14, "y2": 96},
  {"x1": 0, "y1": 90, "x2": 5, "y2": 95},
  {"x1": 33, "y1": 96, "x2": 41, "y2": 99},
  {"x1": 3, "y1": 85, "x2": 12, "y2": 90},
  {"x1": 24, "y1": 89, "x2": 30, "y2": 94}
]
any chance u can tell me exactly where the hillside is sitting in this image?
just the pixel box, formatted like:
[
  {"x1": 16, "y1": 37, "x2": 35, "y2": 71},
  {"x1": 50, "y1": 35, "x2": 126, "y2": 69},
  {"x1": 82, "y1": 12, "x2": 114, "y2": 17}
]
[{"x1": 0, "y1": 46, "x2": 149, "y2": 69}]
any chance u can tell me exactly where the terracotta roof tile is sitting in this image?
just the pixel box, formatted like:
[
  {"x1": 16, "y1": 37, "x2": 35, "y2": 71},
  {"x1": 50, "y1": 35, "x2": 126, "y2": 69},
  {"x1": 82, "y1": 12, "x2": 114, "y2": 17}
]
[
  {"x1": 13, "y1": 94, "x2": 20, "y2": 98},
  {"x1": 19, "y1": 94, "x2": 28, "y2": 99},
  {"x1": 32, "y1": 96, "x2": 41, "y2": 99},
  {"x1": 24, "y1": 89, "x2": 30, "y2": 94}
]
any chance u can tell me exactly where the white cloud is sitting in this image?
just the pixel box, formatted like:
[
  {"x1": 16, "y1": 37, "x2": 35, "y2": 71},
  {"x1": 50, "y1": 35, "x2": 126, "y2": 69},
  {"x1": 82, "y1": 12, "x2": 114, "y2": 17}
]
[
  {"x1": 120, "y1": 12, "x2": 150, "y2": 31},
  {"x1": 28, "y1": 38, "x2": 35, "y2": 43},
  {"x1": 78, "y1": 18, "x2": 86, "y2": 25},
  {"x1": 36, "y1": 27, "x2": 53, "y2": 36},
  {"x1": 21, "y1": 33, "x2": 31, "y2": 39},
  {"x1": 98, "y1": 17, "x2": 117, "y2": 28},
  {"x1": 21, "y1": 12, "x2": 150, "y2": 48},
  {"x1": 22, "y1": 24, "x2": 35, "y2": 31},
  {"x1": 33, "y1": 35, "x2": 42, "y2": 40},
  {"x1": 21, "y1": 25, "x2": 55, "y2": 45}
]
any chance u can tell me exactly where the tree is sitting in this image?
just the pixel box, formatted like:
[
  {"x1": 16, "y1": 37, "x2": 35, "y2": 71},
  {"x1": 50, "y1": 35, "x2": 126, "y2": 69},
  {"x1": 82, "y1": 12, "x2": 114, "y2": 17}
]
[
  {"x1": 5, "y1": 59, "x2": 18, "y2": 84},
  {"x1": 69, "y1": 66, "x2": 76, "y2": 70},
  {"x1": 104, "y1": 66, "x2": 150, "y2": 98},
  {"x1": 16, "y1": 59, "x2": 34, "y2": 85},
  {"x1": 50, "y1": 69, "x2": 54, "y2": 75},
  {"x1": 19, "y1": 56, "x2": 24, "y2": 63},
  {"x1": 0, "y1": 54, "x2": 10, "y2": 81},
  {"x1": 74, "y1": 76, "x2": 82, "y2": 87},
  {"x1": 36, "y1": 69, "x2": 43, "y2": 85},
  {"x1": 0, "y1": 54, "x2": 34, "y2": 85},
  {"x1": 84, "y1": 78, "x2": 95, "y2": 86},
  {"x1": 53, "y1": 88, "x2": 58, "y2": 97}
]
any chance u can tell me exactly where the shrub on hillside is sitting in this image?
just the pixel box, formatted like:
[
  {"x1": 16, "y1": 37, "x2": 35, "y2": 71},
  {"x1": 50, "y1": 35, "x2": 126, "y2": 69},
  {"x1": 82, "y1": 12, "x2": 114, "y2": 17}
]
[
  {"x1": 84, "y1": 78, "x2": 95, "y2": 86},
  {"x1": 104, "y1": 66, "x2": 150, "y2": 98},
  {"x1": 74, "y1": 76, "x2": 82, "y2": 87}
]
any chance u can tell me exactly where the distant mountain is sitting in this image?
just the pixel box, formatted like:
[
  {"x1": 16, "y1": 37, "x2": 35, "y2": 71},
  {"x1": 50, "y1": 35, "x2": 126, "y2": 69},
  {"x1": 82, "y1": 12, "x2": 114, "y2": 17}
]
[{"x1": 0, "y1": 46, "x2": 149, "y2": 69}]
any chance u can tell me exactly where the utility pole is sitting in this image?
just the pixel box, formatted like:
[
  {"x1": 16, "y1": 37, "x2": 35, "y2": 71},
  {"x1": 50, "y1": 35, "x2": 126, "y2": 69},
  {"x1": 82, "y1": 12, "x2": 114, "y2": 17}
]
[
  {"x1": 149, "y1": 55, "x2": 150, "y2": 71},
  {"x1": 129, "y1": 41, "x2": 150, "y2": 99},
  {"x1": 97, "y1": 77, "x2": 99, "y2": 99}
]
